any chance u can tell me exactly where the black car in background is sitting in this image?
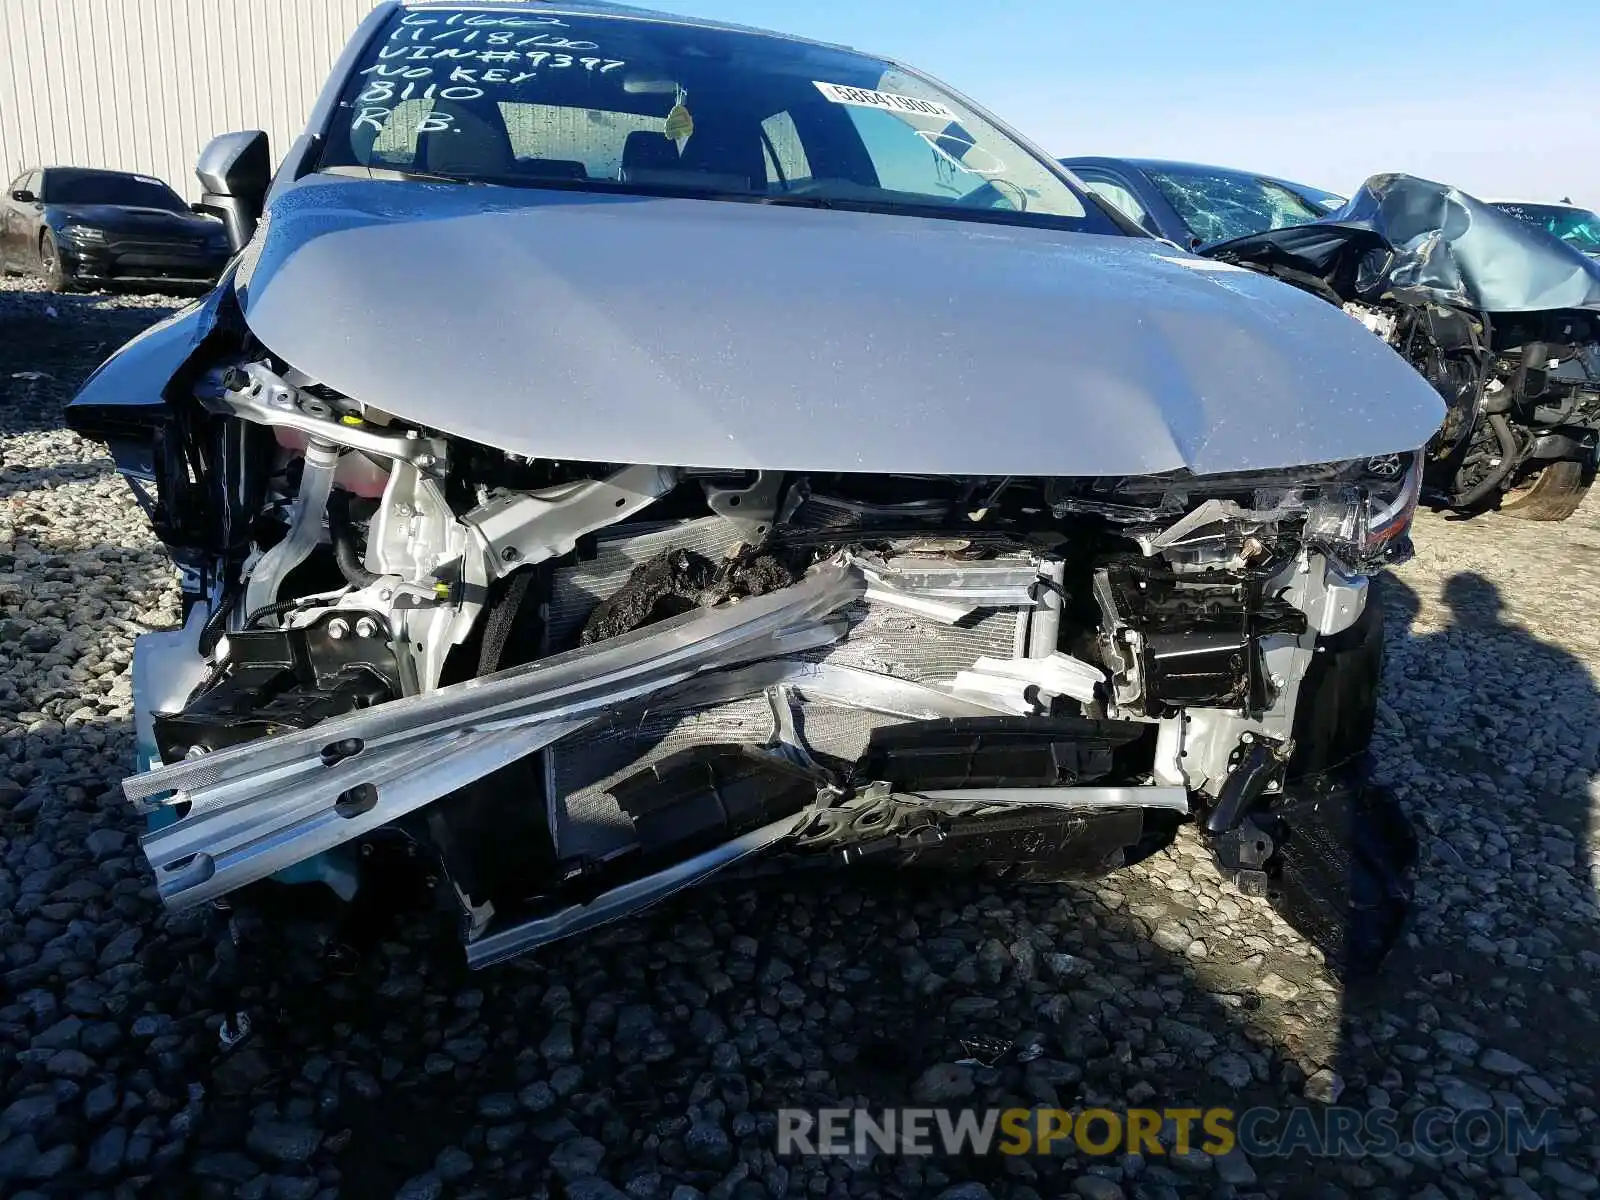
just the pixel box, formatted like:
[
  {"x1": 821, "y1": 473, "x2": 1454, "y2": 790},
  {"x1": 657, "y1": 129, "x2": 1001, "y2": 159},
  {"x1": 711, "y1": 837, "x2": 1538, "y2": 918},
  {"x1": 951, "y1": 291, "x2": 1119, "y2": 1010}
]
[
  {"x1": 1060, "y1": 156, "x2": 1343, "y2": 249},
  {"x1": 0, "y1": 167, "x2": 232, "y2": 291}
]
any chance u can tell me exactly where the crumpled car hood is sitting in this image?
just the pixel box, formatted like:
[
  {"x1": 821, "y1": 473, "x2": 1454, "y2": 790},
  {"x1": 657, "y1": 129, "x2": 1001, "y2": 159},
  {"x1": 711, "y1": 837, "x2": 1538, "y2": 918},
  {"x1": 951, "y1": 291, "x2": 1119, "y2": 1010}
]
[
  {"x1": 234, "y1": 176, "x2": 1445, "y2": 476},
  {"x1": 1205, "y1": 173, "x2": 1600, "y2": 315}
]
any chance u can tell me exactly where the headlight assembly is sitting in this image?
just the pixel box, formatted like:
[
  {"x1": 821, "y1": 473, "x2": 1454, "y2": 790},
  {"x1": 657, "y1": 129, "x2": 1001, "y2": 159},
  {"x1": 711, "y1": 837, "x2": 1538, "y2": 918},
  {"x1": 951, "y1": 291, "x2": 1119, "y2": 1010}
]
[
  {"x1": 1296, "y1": 450, "x2": 1422, "y2": 567},
  {"x1": 1064, "y1": 451, "x2": 1426, "y2": 572},
  {"x1": 63, "y1": 225, "x2": 106, "y2": 243}
]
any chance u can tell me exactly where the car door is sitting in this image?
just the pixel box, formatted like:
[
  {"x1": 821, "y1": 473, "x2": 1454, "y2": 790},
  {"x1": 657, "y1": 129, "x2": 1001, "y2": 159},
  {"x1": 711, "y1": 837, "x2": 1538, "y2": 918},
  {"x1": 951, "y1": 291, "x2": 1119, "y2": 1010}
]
[
  {"x1": 11, "y1": 171, "x2": 45, "y2": 269},
  {"x1": 0, "y1": 173, "x2": 27, "y2": 265}
]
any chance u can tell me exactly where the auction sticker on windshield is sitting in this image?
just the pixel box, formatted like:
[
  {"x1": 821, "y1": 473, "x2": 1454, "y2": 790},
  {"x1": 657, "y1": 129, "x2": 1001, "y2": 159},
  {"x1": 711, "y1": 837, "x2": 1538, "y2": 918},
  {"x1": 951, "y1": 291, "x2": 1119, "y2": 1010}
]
[{"x1": 813, "y1": 82, "x2": 955, "y2": 120}]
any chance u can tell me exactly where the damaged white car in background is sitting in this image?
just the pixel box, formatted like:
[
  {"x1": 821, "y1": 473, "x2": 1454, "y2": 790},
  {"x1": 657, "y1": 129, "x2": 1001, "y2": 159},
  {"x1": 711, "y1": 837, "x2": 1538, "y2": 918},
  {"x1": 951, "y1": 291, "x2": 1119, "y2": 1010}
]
[{"x1": 67, "y1": 0, "x2": 1445, "y2": 980}]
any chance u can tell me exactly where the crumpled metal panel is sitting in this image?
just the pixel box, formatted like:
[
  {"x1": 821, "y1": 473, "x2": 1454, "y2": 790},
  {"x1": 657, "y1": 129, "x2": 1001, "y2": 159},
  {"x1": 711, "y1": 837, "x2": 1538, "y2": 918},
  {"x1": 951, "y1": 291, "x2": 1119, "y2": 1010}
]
[
  {"x1": 553, "y1": 696, "x2": 776, "y2": 860},
  {"x1": 66, "y1": 276, "x2": 235, "y2": 429},
  {"x1": 550, "y1": 602, "x2": 1023, "y2": 859},
  {"x1": 546, "y1": 520, "x2": 1030, "y2": 860},
  {"x1": 1205, "y1": 173, "x2": 1600, "y2": 315},
  {"x1": 235, "y1": 177, "x2": 1446, "y2": 477}
]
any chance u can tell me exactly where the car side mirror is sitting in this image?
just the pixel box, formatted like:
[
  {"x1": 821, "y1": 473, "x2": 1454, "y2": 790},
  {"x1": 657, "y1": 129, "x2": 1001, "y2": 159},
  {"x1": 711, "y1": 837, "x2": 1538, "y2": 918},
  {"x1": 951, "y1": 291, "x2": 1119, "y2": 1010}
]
[
  {"x1": 11, "y1": 188, "x2": 36, "y2": 203},
  {"x1": 195, "y1": 130, "x2": 271, "y2": 253}
]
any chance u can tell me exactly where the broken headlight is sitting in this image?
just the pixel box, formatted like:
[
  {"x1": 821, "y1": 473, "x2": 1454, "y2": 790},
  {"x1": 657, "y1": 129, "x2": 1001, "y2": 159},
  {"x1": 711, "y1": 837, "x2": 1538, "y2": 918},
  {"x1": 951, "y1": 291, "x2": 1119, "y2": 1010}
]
[
  {"x1": 1267, "y1": 450, "x2": 1422, "y2": 568},
  {"x1": 1086, "y1": 451, "x2": 1424, "y2": 570}
]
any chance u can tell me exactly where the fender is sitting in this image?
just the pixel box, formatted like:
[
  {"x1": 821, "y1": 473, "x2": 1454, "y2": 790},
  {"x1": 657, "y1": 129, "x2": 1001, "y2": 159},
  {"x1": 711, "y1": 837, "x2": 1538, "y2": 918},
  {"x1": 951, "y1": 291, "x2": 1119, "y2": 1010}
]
[
  {"x1": 65, "y1": 265, "x2": 239, "y2": 444},
  {"x1": 65, "y1": 269, "x2": 257, "y2": 601}
]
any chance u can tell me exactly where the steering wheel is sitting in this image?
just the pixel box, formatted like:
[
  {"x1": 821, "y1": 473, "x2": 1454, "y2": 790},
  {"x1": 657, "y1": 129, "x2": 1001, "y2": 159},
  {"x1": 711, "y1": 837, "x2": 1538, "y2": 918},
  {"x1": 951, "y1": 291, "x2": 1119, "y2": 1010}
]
[{"x1": 959, "y1": 177, "x2": 1028, "y2": 213}]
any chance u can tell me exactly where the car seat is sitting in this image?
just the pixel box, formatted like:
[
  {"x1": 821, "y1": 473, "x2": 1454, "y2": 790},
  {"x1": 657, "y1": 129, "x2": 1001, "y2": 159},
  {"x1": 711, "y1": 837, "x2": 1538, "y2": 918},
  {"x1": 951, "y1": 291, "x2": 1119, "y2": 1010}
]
[
  {"x1": 418, "y1": 106, "x2": 515, "y2": 178},
  {"x1": 619, "y1": 130, "x2": 684, "y2": 183},
  {"x1": 618, "y1": 121, "x2": 760, "y2": 193}
]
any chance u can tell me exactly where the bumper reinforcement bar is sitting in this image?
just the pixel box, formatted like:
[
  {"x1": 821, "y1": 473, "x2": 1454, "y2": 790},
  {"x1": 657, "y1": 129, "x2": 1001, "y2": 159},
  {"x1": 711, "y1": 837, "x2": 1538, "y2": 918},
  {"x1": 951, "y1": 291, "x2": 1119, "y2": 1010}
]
[{"x1": 133, "y1": 564, "x2": 866, "y2": 910}]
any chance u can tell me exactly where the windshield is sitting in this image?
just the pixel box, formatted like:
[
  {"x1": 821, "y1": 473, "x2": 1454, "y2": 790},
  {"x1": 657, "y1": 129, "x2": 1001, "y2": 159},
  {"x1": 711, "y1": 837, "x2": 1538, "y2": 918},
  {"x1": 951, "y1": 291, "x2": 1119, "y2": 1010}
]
[
  {"x1": 43, "y1": 171, "x2": 186, "y2": 211},
  {"x1": 315, "y1": 6, "x2": 1120, "y2": 234},
  {"x1": 1142, "y1": 166, "x2": 1324, "y2": 245},
  {"x1": 1492, "y1": 202, "x2": 1600, "y2": 256}
]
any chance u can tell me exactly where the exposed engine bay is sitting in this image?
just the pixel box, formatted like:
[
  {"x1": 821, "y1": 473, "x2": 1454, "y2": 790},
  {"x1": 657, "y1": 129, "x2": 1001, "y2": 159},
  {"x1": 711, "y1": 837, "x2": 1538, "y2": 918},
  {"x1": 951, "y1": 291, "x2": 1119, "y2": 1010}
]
[
  {"x1": 82, "y1": 348, "x2": 1423, "y2": 976},
  {"x1": 1207, "y1": 173, "x2": 1600, "y2": 520}
]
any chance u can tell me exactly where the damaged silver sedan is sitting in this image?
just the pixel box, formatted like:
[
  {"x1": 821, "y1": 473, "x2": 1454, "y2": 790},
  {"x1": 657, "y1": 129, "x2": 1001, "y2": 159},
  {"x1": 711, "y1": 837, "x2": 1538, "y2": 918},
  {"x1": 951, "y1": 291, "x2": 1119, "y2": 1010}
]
[{"x1": 67, "y1": 0, "x2": 1446, "y2": 977}]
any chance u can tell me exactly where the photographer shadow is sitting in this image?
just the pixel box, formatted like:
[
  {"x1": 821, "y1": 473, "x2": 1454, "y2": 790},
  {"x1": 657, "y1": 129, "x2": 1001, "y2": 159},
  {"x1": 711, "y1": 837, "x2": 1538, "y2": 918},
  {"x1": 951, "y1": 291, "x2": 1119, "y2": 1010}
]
[{"x1": 1334, "y1": 570, "x2": 1600, "y2": 1179}]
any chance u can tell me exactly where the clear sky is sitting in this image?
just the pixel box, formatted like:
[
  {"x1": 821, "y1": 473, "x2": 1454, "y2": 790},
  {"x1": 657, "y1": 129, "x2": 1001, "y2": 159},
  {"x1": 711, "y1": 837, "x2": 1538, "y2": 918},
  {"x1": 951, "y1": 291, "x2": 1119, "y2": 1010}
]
[{"x1": 637, "y1": 0, "x2": 1600, "y2": 207}]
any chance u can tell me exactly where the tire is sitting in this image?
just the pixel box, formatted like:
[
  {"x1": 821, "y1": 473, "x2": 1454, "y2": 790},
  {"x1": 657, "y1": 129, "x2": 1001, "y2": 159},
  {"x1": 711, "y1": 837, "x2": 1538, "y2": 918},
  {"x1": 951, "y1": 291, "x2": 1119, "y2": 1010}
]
[
  {"x1": 1268, "y1": 782, "x2": 1417, "y2": 981},
  {"x1": 38, "y1": 230, "x2": 72, "y2": 293},
  {"x1": 1500, "y1": 459, "x2": 1593, "y2": 522}
]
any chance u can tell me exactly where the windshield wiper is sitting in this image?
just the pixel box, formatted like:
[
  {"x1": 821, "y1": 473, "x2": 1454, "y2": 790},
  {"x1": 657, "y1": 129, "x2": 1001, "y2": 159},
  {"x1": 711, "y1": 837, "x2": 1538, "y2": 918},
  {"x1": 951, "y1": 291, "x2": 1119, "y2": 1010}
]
[
  {"x1": 759, "y1": 195, "x2": 1059, "y2": 231},
  {"x1": 386, "y1": 168, "x2": 485, "y2": 186},
  {"x1": 642, "y1": 186, "x2": 1092, "y2": 232},
  {"x1": 750, "y1": 194, "x2": 839, "y2": 209},
  {"x1": 321, "y1": 164, "x2": 485, "y2": 186}
]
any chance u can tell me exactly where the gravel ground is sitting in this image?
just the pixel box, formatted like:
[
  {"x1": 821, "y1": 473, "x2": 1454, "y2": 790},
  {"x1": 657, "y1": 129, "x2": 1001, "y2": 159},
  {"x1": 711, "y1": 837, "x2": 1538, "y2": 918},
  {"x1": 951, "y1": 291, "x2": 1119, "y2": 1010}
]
[{"x1": 2, "y1": 274, "x2": 1599, "y2": 1200}]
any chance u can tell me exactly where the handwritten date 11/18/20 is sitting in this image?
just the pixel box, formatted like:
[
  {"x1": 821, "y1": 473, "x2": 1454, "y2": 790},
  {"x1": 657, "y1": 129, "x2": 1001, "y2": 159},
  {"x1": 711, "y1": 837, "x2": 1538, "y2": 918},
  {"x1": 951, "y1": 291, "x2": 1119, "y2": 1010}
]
[{"x1": 393, "y1": 22, "x2": 602, "y2": 49}]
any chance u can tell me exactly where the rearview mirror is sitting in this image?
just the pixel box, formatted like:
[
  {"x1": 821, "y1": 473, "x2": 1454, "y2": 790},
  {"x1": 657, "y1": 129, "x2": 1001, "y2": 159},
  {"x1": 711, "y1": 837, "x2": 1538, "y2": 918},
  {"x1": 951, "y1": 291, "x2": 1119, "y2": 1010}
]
[
  {"x1": 11, "y1": 188, "x2": 35, "y2": 203},
  {"x1": 195, "y1": 130, "x2": 271, "y2": 253}
]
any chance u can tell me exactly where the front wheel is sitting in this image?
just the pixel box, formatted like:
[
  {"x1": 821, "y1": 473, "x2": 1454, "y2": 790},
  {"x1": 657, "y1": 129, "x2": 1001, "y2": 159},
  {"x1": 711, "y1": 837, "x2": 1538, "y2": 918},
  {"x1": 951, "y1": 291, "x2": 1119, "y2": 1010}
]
[
  {"x1": 38, "y1": 231, "x2": 72, "y2": 293},
  {"x1": 1500, "y1": 459, "x2": 1593, "y2": 522}
]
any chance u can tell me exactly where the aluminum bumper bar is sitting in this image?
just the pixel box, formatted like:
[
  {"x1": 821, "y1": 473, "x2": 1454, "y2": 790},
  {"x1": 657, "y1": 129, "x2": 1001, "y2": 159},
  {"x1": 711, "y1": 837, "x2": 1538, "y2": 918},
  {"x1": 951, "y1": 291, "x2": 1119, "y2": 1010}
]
[
  {"x1": 654, "y1": 659, "x2": 1016, "y2": 720},
  {"x1": 133, "y1": 563, "x2": 866, "y2": 910}
]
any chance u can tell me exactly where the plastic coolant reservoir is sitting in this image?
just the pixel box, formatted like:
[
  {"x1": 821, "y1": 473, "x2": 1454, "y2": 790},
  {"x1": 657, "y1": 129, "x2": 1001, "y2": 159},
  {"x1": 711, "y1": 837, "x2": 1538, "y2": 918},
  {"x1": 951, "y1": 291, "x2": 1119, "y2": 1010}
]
[{"x1": 274, "y1": 426, "x2": 390, "y2": 498}]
